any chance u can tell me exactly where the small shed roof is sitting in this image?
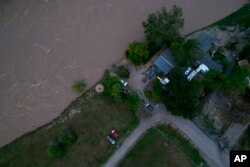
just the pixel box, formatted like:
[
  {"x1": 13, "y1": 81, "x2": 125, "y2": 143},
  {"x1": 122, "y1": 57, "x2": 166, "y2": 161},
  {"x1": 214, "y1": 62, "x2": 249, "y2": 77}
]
[
  {"x1": 238, "y1": 59, "x2": 250, "y2": 68},
  {"x1": 154, "y1": 49, "x2": 175, "y2": 75}
]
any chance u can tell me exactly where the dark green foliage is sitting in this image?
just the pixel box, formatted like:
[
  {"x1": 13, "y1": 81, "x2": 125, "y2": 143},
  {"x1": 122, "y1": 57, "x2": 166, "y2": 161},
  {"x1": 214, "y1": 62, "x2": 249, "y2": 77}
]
[
  {"x1": 116, "y1": 65, "x2": 130, "y2": 78},
  {"x1": 171, "y1": 38, "x2": 201, "y2": 66},
  {"x1": 58, "y1": 128, "x2": 77, "y2": 145},
  {"x1": 152, "y1": 68, "x2": 202, "y2": 118},
  {"x1": 126, "y1": 41, "x2": 149, "y2": 65},
  {"x1": 102, "y1": 71, "x2": 123, "y2": 102},
  {"x1": 72, "y1": 80, "x2": 86, "y2": 92},
  {"x1": 212, "y1": 52, "x2": 229, "y2": 71},
  {"x1": 211, "y1": 4, "x2": 250, "y2": 28},
  {"x1": 47, "y1": 128, "x2": 77, "y2": 158},
  {"x1": 124, "y1": 92, "x2": 140, "y2": 112},
  {"x1": 203, "y1": 67, "x2": 250, "y2": 94},
  {"x1": 47, "y1": 140, "x2": 64, "y2": 158},
  {"x1": 239, "y1": 44, "x2": 250, "y2": 62},
  {"x1": 203, "y1": 70, "x2": 226, "y2": 90},
  {"x1": 163, "y1": 68, "x2": 202, "y2": 118},
  {"x1": 142, "y1": 5, "x2": 184, "y2": 49}
]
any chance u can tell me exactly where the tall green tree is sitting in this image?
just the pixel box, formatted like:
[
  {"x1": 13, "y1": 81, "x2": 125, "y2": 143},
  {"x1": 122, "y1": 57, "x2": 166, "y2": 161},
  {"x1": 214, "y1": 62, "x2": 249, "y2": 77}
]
[
  {"x1": 126, "y1": 41, "x2": 149, "y2": 65},
  {"x1": 171, "y1": 38, "x2": 200, "y2": 66},
  {"x1": 142, "y1": 5, "x2": 184, "y2": 50},
  {"x1": 160, "y1": 68, "x2": 202, "y2": 118}
]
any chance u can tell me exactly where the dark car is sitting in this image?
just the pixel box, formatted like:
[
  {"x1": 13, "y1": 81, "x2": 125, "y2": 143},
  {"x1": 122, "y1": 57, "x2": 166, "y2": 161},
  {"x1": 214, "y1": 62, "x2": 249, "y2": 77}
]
[
  {"x1": 145, "y1": 103, "x2": 154, "y2": 112},
  {"x1": 106, "y1": 135, "x2": 115, "y2": 145}
]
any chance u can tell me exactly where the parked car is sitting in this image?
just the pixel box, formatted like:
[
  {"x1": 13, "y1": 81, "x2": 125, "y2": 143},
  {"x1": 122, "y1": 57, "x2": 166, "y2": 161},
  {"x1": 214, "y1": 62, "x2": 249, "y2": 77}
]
[
  {"x1": 184, "y1": 67, "x2": 192, "y2": 75},
  {"x1": 106, "y1": 135, "x2": 116, "y2": 145},
  {"x1": 142, "y1": 100, "x2": 154, "y2": 112},
  {"x1": 120, "y1": 79, "x2": 128, "y2": 87},
  {"x1": 145, "y1": 103, "x2": 154, "y2": 112},
  {"x1": 111, "y1": 129, "x2": 119, "y2": 138}
]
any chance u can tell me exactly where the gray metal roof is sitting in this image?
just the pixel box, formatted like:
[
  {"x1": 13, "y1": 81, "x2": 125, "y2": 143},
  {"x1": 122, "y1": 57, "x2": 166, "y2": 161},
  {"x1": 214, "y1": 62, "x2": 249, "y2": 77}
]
[
  {"x1": 154, "y1": 49, "x2": 175, "y2": 74},
  {"x1": 196, "y1": 33, "x2": 223, "y2": 72}
]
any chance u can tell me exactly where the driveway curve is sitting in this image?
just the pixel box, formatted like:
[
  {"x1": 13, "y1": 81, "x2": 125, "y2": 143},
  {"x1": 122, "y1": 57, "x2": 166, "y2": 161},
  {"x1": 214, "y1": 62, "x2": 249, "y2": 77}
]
[{"x1": 103, "y1": 104, "x2": 227, "y2": 167}]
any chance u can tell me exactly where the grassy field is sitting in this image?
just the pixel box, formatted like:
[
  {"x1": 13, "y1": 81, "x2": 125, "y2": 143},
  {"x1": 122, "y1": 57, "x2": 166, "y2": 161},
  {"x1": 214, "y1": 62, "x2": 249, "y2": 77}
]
[
  {"x1": 211, "y1": 3, "x2": 250, "y2": 27},
  {"x1": 236, "y1": 125, "x2": 250, "y2": 150},
  {"x1": 0, "y1": 90, "x2": 139, "y2": 167},
  {"x1": 119, "y1": 125, "x2": 207, "y2": 167}
]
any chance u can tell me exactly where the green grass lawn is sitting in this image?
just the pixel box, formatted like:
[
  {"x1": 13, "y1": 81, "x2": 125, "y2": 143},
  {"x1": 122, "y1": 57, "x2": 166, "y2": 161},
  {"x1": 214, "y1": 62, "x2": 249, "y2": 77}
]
[
  {"x1": 237, "y1": 125, "x2": 250, "y2": 150},
  {"x1": 119, "y1": 125, "x2": 207, "y2": 167},
  {"x1": 211, "y1": 3, "x2": 250, "y2": 28},
  {"x1": 0, "y1": 90, "x2": 138, "y2": 167}
]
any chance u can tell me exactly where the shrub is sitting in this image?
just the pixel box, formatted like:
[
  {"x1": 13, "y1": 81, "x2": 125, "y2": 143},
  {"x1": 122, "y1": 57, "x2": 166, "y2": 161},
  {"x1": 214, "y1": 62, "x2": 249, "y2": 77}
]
[
  {"x1": 47, "y1": 140, "x2": 64, "y2": 158},
  {"x1": 58, "y1": 128, "x2": 77, "y2": 145},
  {"x1": 72, "y1": 80, "x2": 86, "y2": 92},
  {"x1": 117, "y1": 65, "x2": 130, "y2": 78}
]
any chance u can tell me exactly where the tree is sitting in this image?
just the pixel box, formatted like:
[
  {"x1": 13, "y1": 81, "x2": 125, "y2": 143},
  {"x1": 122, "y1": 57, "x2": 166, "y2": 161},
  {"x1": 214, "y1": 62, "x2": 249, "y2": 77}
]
[
  {"x1": 229, "y1": 66, "x2": 250, "y2": 94},
  {"x1": 126, "y1": 41, "x2": 149, "y2": 65},
  {"x1": 142, "y1": 5, "x2": 184, "y2": 50},
  {"x1": 72, "y1": 80, "x2": 86, "y2": 92},
  {"x1": 124, "y1": 92, "x2": 140, "y2": 112},
  {"x1": 203, "y1": 67, "x2": 250, "y2": 94},
  {"x1": 116, "y1": 65, "x2": 130, "y2": 78},
  {"x1": 47, "y1": 140, "x2": 64, "y2": 158},
  {"x1": 160, "y1": 68, "x2": 202, "y2": 118},
  {"x1": 203, "y1": 70, "x2": 226, "y2": 90},
  {"x1": 58, "y1": 128, "x2": 77, "y2": 145},
  {"x1": 171, "y1": 38, "x2": 200, "y2": 66}
]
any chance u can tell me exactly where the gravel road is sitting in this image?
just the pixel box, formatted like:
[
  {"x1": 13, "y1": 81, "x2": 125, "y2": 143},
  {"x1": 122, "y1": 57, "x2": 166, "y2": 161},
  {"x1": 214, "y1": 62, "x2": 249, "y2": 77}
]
[{"x1": 103, "y1": 104, "x2": 227, "y2": 167}]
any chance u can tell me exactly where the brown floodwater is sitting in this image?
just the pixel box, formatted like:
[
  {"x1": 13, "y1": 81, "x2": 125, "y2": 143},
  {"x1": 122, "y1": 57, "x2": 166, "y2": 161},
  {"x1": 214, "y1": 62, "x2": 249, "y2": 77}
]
[{"x1": 0, "y1": 0, "x2": 247, "y2": 147}]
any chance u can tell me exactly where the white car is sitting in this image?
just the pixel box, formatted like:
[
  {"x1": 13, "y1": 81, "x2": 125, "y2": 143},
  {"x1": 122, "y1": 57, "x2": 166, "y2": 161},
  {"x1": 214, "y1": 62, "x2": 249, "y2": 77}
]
[
  {"x1": 120, "y1": 79, "x2": 128, "y2": 87},
  {"x1": 184, "y1": 67, "x2": 192, "y2": 75}
]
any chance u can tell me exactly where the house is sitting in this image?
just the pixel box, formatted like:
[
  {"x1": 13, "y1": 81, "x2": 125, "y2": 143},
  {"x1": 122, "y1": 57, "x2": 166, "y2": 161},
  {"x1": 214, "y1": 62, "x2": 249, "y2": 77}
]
[
  {"x1": 154, "y1": 49, "x2": 175, "y2": 75},
  {"x1": 196, "y1": 33, "x2": 223, "y2": 73}
]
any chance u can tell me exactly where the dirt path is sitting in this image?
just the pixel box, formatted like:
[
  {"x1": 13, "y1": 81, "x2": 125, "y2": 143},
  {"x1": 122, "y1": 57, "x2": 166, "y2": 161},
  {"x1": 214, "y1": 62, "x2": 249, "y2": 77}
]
[
  {"x1": 0, "y1": 0, "x2": 247, "y2": 147},
  {"x1": 103, "y1": 104, "x2": 227, "y2": 167}
]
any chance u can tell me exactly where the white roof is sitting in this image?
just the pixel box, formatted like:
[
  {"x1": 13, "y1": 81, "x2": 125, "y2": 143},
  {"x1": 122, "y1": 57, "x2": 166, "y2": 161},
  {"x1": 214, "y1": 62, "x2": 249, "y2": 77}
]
[{"x1": 187, "y1": 70, "x2": 198, "y2": 81}]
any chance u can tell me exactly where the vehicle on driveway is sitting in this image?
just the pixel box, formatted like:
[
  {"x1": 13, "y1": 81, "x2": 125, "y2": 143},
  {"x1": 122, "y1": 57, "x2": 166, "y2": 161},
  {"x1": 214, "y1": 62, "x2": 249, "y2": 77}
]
[
  {"x1": 111, "y1": 129, "x2": 119, "y2": 138},
  {"x1": 184, "y1": 67, "x2": 192, "y2": 75},
  {"x1": 120, "y1": 79, "x2": 128, "y2": 87},
  {"x1": 106, "y1": 135, "x2": 116, "y2": 145},
  {"x1": 142, "y1": 99, "x2": 154, "y2": 112}
]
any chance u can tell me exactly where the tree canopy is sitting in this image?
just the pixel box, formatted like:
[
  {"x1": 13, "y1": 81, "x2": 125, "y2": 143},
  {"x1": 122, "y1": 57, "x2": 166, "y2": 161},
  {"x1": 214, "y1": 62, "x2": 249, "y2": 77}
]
[
  {"x1": 203, "y1": 67, "x2": 250, "y2": 94},
  {"x1": 125, "y1": 41, "x2": 149, "y2": 65},
  {"x1": 142, "y1": 5, "x2": 184, "y2": 50},
  {"x1": 124, "y1": 92, "x2": 140, "y2": 112},
  {"x1": 171, "y1": 38, "x2": 201, "y2": 66}
]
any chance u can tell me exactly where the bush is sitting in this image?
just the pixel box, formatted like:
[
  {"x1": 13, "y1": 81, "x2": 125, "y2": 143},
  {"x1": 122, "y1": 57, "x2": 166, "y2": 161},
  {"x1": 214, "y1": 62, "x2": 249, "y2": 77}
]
[
  {"x1": 47, "y1": 140, "x2": 64, "y2": 158},
  {"x1": 117, "y1": 65, "x2": 130, "y2": 78},
  {"x1": 72, "y1": 80, "x2": 86, "y2": 92},
  {"x1": 47, "y1": 128, "x2": 77, "y2": 158},
  {"x1": 58, "y1": 128, "x2": 77, "y2": 145},
  {"x1": 126, "y1": 41, "x2": 150, "y2": 65}
]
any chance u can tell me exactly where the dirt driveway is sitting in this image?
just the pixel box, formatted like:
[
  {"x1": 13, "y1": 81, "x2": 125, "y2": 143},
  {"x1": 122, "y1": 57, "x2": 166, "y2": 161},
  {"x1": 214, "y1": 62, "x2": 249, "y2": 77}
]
[
  {"x1": 0, "y1": 0, "x2": 247, "y2": 147},
  {"x1": 103, "y1": 105, "x2": 227, "y2": 167}
]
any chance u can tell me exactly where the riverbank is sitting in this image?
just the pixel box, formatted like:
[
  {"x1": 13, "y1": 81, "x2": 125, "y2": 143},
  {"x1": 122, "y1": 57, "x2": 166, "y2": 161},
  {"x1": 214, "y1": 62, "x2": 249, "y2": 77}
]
[{"x1": 0, "y1": 0, "x2": 247, "y2": 147}]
